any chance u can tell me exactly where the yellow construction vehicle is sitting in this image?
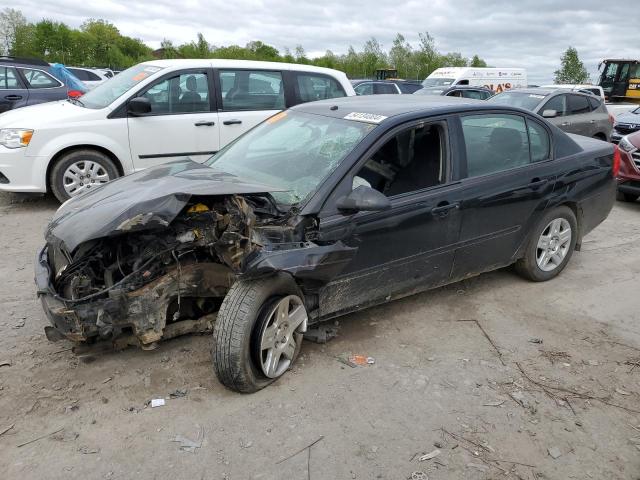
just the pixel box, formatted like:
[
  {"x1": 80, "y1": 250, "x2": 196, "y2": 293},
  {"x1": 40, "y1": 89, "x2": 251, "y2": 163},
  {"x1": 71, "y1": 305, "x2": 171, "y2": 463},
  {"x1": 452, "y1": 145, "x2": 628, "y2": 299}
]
[{"x1": 598, "y1": 59, "x2": 640, "y2": 103}]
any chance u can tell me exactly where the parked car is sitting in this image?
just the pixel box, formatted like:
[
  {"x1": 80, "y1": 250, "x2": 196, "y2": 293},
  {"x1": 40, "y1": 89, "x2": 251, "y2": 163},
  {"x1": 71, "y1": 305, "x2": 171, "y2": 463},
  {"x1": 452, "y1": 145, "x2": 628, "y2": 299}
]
[
  {"x1": 351, "y1": 79, "x2": 403, "y2": 95},
  {"x1": 36, "y1": 95, "x2": 616, "y2": 392},
  {"x1": 487, "y1": 88, "x2": 613, "y2": 141},
  {"x1": 0, "y1": 59, "x2": 355, "y2": 201},
  {"x1": 65, "y1": 67, "x2": 110, "y2": 89},
  {"x1": 423, "y1": 67, "x2": 527, "y2": 92},
  {"x1": 611, "y1": 106, "x2": 640, "y2": 143},
  {"x1": 616, "y1": 131, "x2": 640, "y2": 202},
  {"x1": 540, "y1": 84, "x2": 605, "y2": 100},
  {"x1": 0, "y1": 57, "x2": 85, "y2": 114},
  {"x1": 414, "y1": 85, "x2": 493, "y2": 100}
]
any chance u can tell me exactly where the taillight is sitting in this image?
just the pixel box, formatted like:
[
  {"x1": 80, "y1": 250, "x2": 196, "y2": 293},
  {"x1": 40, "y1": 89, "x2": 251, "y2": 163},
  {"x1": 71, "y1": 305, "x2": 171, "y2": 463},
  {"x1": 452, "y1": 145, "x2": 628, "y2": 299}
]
[
  {"x1": 613, "y1": 145, "x2": 621, "y2": 177},
  {"x1": 67, "y1": 90, "x2": 84, "y2": 99}
]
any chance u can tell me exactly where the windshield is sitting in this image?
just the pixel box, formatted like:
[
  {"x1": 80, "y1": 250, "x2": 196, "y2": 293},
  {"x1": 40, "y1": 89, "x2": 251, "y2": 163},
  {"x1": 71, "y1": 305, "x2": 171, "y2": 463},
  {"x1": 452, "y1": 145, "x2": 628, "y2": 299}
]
[
  {"x1": 78, "y1": 64, "x2": 164, "y2": 109},
  {"x1": 207, "y1": 111, "x2": 375, "y2": 205},
  {"x1": 414, "y1": 87, "x2": 445, "y2": 96},
  {"x1": 422, "y1": 77, "x2": 455, "y2": 87},
  {"x1": 486, "y1": 91, "x2": 547, "y2": 111}
]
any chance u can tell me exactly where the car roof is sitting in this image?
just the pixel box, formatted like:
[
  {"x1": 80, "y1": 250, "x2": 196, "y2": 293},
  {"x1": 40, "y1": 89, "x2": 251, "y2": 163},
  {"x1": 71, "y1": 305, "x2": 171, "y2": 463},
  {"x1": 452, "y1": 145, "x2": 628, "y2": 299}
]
[
  {"x1": 141, "y1": 59, "x2": 346, "y2": 76},
  {"x1": 292, "y1": 94, "x2": 484, "y2": 119},
  {"x1": 0, "y1": 56, "x2": 50, "y2": 68}
]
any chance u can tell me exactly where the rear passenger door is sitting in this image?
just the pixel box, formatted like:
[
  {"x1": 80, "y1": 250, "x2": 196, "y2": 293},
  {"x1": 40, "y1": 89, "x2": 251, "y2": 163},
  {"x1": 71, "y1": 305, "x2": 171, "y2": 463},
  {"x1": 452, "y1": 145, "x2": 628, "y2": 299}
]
[
  {"x1": 0, "y1": 66, "x2": 28, "y2": 112},
  {"x1": 216, "y1": 69, "x2": 285, "y2": 147},
  {"x1": 18, "y1": 67, "x2": 66, "y2": 106},
  {"x1": 565, "y1": 94, "x2": 595, "y2": 137},
  {"x1": 451, "y1": 113, "x2": 557, "y2": 278}
]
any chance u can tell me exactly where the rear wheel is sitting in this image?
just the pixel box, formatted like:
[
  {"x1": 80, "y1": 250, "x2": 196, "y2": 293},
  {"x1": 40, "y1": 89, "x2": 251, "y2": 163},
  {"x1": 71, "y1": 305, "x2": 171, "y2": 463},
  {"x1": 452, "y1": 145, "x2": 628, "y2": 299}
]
[
  {"x1": 617, "y1": 191, "x2": 639, "y2": 202},
  {"x1": 516, "y1": 206, "x2": 577, "y2": 282},
  {"x1": 50, "y1": 149, "x2": 119, "y2": 202},
  {"x1": 212, "y1": 276, "x2": 307, "y2": 393}
]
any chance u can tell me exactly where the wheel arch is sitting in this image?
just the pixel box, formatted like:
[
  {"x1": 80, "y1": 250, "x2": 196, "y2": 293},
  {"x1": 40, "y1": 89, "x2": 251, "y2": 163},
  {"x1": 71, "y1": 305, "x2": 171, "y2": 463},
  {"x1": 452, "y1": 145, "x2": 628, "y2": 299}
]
[{"x1": 46, "y1": 145, "x2": 124, "y2": 192}]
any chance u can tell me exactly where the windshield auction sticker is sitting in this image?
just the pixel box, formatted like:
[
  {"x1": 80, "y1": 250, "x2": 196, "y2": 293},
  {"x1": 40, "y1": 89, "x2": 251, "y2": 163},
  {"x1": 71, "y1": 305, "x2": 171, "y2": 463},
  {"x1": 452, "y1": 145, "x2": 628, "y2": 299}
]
[{"x1": 344, "y1": 112, "x2": 388, "y2": 124}]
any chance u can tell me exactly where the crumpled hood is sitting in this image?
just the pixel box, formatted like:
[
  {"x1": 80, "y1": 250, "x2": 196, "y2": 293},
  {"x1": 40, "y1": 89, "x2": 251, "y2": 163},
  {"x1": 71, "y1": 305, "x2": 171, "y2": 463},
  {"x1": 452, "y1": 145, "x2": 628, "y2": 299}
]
[
  {"x1": 615, "y1": 109, "x2": 640, "y2": 126},
  {"x1": 46, "y1": 159, "x2": 283, "y2": 252}
]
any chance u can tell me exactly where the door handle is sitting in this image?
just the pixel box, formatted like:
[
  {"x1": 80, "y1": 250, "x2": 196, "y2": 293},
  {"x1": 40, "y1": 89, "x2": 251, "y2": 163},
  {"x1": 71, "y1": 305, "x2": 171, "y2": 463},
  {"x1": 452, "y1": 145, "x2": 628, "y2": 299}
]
[
  {"x1": 527, "y1": 178, "x2": 548, "y2": 189},
  {"x1": 4, "y1": 95, "x2": 22, "y2": 100},
  {"x1": 560, "y1": 122, "x2": 571, "y2": 126},
  {"x1": 431, "y1": 202, "x2": 459, "y2": 217},
  {"x1": 589, "y1": 119, "x2": 596, "y2": 124},
  {"x1": 194, "y1": 121, "x2": 215, "y2": 126},
  {"x1": 223, "y1": 119, "x2": 242, "y2": 125}
]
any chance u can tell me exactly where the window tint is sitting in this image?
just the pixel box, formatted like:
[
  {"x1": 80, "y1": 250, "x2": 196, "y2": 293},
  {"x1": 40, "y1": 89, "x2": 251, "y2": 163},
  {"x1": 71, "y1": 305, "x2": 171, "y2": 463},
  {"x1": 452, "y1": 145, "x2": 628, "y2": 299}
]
[
  {"x1": 460, "y1": 90, "x2": 490, "y2": 100},
  {"x1": 68, "y1": 68, "x2": 89, "y2": 81},
  {"x1": 21, "y1": 69, "x2": 60, "y2": 88},
  {"x1": 220, "y1": 70, "x2": 284, "y2": 110},
  {"x1": 294, "y1": 73, "x2": 346, "y2": 103},
  {"x1": 527, "y1": 120, "x2": 550, "y2": 162},
  {"x1": 354, "y1": 83, "x2": 373, "y2": 96},
  {"x1": 141, "y1": 72, "x2": 210, "y2": 114},
  {"x1": 374, "y1": 83, "x2": 398, "y2": 94},
  {"x1": 587, "y1": 96, "x2": 601, "y2": 110},
  {"x1": 353, "y1": 123, "x2": 444, "y2": 197},
  {"x1": 568, "y1": 94, "x2": 590, "y2": 115},
  {"x1": 397, "y1": 83, "x2": 422, "y2": 94},
  {"x1": 461, "y1": 114, "x2": 530, "y2": 177},
  {"x1": 85, "y1": 70, "x2": 102, "y2": 81},
  {"x1": 540, "y1": 94, "x2": 567, "y2": 117},
  {"x1": 0, "y1": 67, "x2": 19, "y2": 89}
]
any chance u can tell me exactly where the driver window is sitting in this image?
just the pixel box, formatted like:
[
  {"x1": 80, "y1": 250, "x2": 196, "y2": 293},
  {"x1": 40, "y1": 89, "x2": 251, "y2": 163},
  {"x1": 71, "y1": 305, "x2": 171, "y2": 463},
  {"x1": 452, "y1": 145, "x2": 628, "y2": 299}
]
[
  {"x1": 541, "y1": 94, "x2": 567, "y2": 117},
  {"x1": 353, "y1": 123, "x2": 445, "y2": 197},
  {"x1": 141, "y1": 72, "x2": 210, "y2": 114}
]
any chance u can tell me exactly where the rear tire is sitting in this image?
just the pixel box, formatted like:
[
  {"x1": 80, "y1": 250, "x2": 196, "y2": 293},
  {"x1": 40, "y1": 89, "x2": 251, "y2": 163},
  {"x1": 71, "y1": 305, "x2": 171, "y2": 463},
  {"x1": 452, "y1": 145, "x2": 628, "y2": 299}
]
[
  {"x1": 49, "y1": 149, "x2": 119, "y2": 202},
  {"x1": 617, "y1": 191, "x2": 639, "y2": 202},
  {"x1": 515, "y1": 206, "x2": 578, "y2": 282},
  {"x1": 212, "y1": 275, "x2": 306, "y2": 393}
]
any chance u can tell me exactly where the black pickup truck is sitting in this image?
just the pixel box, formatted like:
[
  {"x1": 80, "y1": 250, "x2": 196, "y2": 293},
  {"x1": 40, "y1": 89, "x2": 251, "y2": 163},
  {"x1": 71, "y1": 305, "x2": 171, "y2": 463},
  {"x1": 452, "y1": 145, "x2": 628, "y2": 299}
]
[{"x1": 35, "y1": 95, "x2": 617, "y2": 392}]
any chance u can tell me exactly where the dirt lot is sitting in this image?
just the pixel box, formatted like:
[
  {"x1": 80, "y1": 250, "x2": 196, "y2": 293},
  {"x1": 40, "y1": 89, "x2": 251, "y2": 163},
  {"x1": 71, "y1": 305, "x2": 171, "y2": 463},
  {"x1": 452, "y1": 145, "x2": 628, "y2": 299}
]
[{"x1": 0, "y1": 191, "x2": 638, "y2": 480}]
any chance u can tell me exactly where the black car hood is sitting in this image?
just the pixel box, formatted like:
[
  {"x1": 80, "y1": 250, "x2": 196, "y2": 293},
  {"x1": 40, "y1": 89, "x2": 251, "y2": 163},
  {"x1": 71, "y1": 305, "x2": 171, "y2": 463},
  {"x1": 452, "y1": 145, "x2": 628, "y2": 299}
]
[
  {"x1": 46, "y1": 159, "x2": 283, "y2": 252},
  {"x1": 615, "y1": 110, "x2": 640, "y2": 126}
]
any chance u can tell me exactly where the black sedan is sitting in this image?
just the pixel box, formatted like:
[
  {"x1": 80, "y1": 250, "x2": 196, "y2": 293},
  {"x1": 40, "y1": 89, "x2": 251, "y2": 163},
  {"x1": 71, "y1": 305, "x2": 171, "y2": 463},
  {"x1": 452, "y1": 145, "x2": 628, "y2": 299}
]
[{"x1": 36, "y1": 95, "x2": 616, "y2": 392}]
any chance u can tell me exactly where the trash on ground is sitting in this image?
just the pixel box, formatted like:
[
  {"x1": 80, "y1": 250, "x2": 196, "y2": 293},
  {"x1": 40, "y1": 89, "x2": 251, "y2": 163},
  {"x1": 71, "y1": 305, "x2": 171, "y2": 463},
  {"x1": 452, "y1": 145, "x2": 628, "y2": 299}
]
[
  {"x1": 303, "y1": 324, "x2": 339, "y2": 344},
  {"x1": 411, "y1": 472, "x2": 428, "y2": 480},
  {"x1": 102, "y1": 377, "x2": 112, "y2": 384},
  {"x1": 78, "y1": 445, "x2": 100, "y2": 454},
  {"x1": 151, "y1": 398, "x2": 165, "y2": 408},
  {"x1": 615, "y1": 388, "x2": 631, "y2": 396},
  {"x1": 548, "y1": 446, "x2": 562, "y2": 459},
  {"x1": 419, "y1": 449, "x2": 441, "y2": 461},
  {"x1": 172, "y1": 426, "x2": 204, "y2": 453},
  {"x1": 0, "y1": 360, "x2": 11, "y2": 367},
  {"x1": 336, "y1": 356, "x2": 357, "y2": 368},
  {"x1": 529, "y1": 338, "x2": 543, "y2": 344},
  {"x1": 483, "y1": 400, "x2": 505, "y2": 407},
  {"x1": 348, "y1": 355, "x2": 375, "y2": 366},
  {"x1": 169, "y1": 389, "x2": 188, "y2": 398}
]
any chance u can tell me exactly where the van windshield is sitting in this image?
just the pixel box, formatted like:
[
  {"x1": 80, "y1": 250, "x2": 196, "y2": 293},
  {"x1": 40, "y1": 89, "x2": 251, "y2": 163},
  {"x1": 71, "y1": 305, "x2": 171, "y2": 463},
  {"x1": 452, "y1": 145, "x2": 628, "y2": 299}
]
[
  {"x1": 77, "y1": 64, "x2": 165, "y2": 109},
  {"x1": 422, "y1": 78, "x2": 455, "y2": 87}
]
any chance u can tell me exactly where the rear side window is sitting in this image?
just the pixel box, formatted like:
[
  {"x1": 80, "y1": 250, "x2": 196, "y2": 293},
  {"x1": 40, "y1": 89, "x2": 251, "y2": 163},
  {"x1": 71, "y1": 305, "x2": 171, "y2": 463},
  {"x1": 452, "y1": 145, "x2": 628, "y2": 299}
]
[
  {"x1": 461, "y1": 114, "x2": 530, "y2": 177},
  {"x1": 540, "y1": 94, "x2": 567, "y2": 117},
  {"x1": 374, "y1": 83, "x2": 398, "y2": 94},
  {"x1": 0, "y1": 67, "x2": 20, "y2": 89},
  {"x1": 526, "y1": 120, "x2": 551, "y2": 162},
  {"x1": 21, "y1": 68, "x2": 61, "y2": 89},
  {"x1": 68, "y1": 68, "x2": 89, "y2": 81},
  {"x1": 587, "y1": 96, "x2": 601, "y2": 110},
  {"x1": 461, "y1": 90, "x2": 489, "y2": 100},
  {"x1": 294, "y1": 73, "x2": 346, "y2": 103},
  {"x1": 354, "y1": 83, "x2": 373, "y2": 96},
  {"x1": 220, "y1": 70, "x2": 285, "y2": 110},
  {"x1": 85, "y1": 70, "x2": 102, "y2": 81},
  {"x1": 568, "y1": 94, "x2": 590, "y2": 115}
]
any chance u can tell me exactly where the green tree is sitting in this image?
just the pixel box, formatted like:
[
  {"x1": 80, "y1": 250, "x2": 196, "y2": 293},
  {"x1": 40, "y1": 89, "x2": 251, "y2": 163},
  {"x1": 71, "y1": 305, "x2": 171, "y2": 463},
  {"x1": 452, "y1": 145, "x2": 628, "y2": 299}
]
[
  {"x1": 554, "y1": 47, "x2": 589, "y2": 84},
  {"x1": 389, "y1": 33, "x2": 413, "y2": 79},
  {"x1": 469, "y1": 54, "x2": 487, "y2": 67},
  {"x1": 0, "y1": 8, "x2": 26, "y2": 55}
]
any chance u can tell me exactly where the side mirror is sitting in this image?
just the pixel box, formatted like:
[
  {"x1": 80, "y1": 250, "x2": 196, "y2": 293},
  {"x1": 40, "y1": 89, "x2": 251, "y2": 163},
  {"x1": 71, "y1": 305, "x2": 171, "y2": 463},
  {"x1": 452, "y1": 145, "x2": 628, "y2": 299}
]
[
  {"x1": 336, "y1": 185, "x2": 391, "y2": 214},
  {"x1": 541, "y1": 109, "x2": 557, "y2": 118},
  {"x1": 128, "y1": 97, "x2": 152, "y2": 116}
]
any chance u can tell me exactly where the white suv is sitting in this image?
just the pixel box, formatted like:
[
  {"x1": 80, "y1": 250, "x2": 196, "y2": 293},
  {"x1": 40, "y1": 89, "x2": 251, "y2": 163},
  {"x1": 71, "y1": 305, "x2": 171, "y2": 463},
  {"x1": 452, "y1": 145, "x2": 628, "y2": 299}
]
[{"x1": 0, "y1": 59, "x2": 355, "y2": 201}]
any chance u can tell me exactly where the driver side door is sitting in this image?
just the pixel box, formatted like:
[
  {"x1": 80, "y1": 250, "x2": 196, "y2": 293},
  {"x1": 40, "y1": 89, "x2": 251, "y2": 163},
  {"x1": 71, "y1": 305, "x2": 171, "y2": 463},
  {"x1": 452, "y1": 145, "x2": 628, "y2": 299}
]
[{"x1": 316, "y1": 118, "x2": 464, "y2": 318}]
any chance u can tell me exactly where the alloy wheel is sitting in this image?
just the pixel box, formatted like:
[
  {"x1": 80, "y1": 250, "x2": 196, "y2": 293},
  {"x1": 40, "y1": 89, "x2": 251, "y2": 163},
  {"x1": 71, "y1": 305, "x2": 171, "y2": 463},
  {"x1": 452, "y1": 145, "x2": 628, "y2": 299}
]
[
  {"x1": 536, "y1": 218, "x2": 572, "y2": 272},
  {"x1": 63, "y1": 160, "x2": 111, "y2": 197}
]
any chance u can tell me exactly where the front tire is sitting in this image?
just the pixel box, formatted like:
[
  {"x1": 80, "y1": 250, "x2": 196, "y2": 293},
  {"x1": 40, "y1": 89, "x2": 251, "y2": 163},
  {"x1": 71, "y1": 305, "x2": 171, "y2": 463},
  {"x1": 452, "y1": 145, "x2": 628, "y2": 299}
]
[
  {"x1": 49, "y1": 149, "x2": 119, "y2": 202},
  {"x1": 212, "y1": 276, "x2": 307, "y2": 393},
  {"x1": 516, "y1": 206, "x2": 577, "y2": 282}
]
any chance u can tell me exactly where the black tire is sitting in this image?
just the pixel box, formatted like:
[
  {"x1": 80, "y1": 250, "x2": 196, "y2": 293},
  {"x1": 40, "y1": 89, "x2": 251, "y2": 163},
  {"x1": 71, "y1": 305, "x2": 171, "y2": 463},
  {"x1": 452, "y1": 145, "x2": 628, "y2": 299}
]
[
  {"x1": 515, "y1": 206, "x2": 578, "y2": 282},
  {"x1": 49, "y1": 149, "x2": 119, "y2": 202},
  {"x1": 212, "y1": 275, "x2": 304, "y2": 393},
  {"x1": 616, "y1": 191, "x2": 639, "y2": 202}
]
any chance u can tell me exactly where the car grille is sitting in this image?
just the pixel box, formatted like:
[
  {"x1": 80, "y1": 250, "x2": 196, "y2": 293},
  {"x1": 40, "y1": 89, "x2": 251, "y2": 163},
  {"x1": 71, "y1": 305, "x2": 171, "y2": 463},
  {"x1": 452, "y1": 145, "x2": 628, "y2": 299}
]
[
  {"x1": 615, "y1": 123, "x2": 640, "y2": 135},
  {"x1": 633, "y1": 151, "x2": 640, "y2": 170}
]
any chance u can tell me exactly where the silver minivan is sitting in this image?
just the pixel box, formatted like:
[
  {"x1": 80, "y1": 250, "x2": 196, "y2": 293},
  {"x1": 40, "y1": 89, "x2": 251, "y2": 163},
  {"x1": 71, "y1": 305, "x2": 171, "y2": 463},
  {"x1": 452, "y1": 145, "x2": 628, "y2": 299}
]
[{"x1": 487, "y1": 88, "x2": 612, "y2": 141}]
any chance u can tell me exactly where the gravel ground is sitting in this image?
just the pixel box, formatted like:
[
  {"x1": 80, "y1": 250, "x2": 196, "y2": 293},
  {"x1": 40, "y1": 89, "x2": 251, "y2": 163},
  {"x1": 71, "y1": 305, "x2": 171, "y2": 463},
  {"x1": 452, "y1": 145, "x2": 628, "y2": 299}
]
[{"x1": 0, "y1": 191, "x2": 639, "y2": 480}]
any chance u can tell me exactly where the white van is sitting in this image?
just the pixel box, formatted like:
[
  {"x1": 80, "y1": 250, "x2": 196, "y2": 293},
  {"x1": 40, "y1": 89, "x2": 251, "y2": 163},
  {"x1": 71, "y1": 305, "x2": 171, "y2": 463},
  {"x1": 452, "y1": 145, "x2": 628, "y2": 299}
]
[
  {"x1": 0, "y1": 59, "x2": 355, "y2": 201},
  {"x1": 423, "y1": 67, "x2": 527, "y2": 93}
]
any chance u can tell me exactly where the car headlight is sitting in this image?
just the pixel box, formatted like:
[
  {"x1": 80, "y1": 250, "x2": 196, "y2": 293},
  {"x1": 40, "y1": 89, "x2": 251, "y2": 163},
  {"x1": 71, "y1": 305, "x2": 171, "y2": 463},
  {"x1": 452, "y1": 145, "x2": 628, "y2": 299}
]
[
  {"x1": 619, "y1": 136, "x2": 637, "y2": 153},
  {"x1": 0, "y1": 129, "x2": 34, "y2": 149}
]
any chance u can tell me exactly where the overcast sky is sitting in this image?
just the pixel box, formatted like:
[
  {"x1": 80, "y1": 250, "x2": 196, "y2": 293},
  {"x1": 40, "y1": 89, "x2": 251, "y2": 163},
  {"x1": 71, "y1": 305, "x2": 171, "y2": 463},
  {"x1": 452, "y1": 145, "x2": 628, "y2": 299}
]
[{"x1": 17, "y1": 0, "x2": 640, "y2": 84}]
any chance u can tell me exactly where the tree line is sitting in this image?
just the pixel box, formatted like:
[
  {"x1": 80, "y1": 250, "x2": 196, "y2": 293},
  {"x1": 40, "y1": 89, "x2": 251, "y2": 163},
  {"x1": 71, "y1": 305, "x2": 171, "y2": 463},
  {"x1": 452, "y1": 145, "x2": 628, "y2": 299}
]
[{"x1": 0, "y1": 8, "x2": 488, "y2": 79}]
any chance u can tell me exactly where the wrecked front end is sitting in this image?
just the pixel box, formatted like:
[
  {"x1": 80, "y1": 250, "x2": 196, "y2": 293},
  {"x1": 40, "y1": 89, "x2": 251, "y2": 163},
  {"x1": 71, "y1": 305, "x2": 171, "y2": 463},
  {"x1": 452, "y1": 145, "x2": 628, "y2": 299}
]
[{"x1": 36, "y1": 195, "x2": 261, "y2": 347}]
